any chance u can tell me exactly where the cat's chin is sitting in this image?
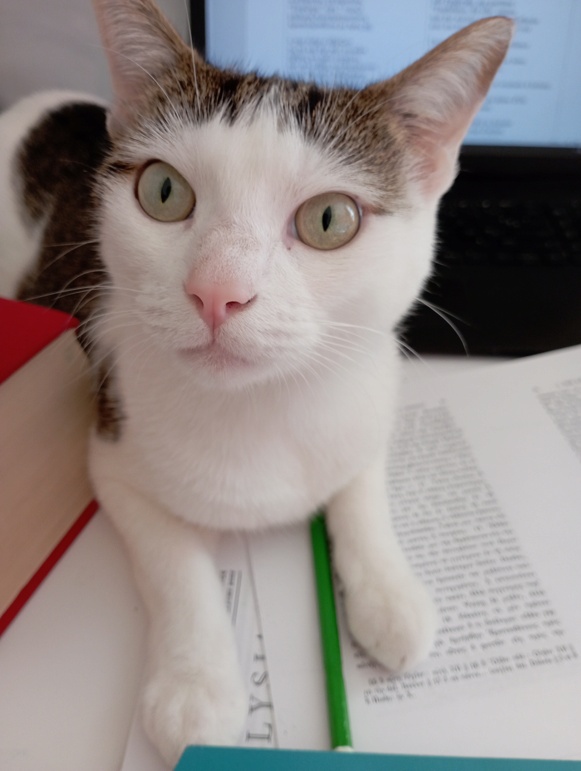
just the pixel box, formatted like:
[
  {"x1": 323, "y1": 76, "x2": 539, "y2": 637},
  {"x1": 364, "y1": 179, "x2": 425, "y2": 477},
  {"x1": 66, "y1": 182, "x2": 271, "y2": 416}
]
[{"x1": 179, "y1": 342, "x2": 253, "y2": 368}]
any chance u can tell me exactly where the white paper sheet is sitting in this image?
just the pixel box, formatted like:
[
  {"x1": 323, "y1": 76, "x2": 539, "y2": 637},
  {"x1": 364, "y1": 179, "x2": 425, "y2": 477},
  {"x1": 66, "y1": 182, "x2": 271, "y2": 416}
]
[{"x1": 252, "y1": 346, "x2": 581, "y2": 759}]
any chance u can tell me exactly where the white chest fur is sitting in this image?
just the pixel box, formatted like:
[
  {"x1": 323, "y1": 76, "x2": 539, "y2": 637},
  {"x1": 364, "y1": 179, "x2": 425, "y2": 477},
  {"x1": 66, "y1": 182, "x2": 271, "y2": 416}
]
[{"x1": 103, "y1": 328, "x2": 398, "y2": 531}]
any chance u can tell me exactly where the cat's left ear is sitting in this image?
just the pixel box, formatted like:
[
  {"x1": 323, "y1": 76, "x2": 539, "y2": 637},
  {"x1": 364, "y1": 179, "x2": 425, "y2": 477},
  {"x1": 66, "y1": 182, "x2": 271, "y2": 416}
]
[
  {"x1": 369, "y1": 17, "x2": 514, "y2": 201},
  {"x1": 92, "y1": 0, "x2": 200, "y2": 136}
]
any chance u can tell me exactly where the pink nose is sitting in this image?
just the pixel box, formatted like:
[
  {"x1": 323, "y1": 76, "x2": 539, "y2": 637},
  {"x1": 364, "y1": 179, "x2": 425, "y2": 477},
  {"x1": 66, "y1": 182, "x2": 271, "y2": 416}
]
[{"x1": 185, "y1": 280, "x2": 255, "y2": 330}]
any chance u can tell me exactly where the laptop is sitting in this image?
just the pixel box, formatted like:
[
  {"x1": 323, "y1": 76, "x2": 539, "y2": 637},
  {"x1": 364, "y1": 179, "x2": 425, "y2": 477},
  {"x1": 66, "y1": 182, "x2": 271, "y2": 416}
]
[{"x1": 190, "y1": 0, "x2": 581, "y2": 355}]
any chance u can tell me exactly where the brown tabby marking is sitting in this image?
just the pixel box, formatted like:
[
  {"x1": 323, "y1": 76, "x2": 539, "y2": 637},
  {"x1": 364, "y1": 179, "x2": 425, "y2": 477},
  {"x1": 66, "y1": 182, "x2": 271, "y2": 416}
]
[
  {"x1": 15, "y1": 101, "x2": 110, "y2": 333},
  {"x1": 113, "y1": 62, "x2": 409, "y2": 213},
  {"x1": 95, "y1": 362, "x2": 125, "y2": 441}
]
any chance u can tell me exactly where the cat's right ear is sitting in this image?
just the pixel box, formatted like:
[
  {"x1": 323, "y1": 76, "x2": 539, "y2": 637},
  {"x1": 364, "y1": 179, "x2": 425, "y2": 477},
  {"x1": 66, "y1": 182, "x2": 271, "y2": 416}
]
[{"x1": 92, "y1": 0, "x2": 202, "y2": 136}]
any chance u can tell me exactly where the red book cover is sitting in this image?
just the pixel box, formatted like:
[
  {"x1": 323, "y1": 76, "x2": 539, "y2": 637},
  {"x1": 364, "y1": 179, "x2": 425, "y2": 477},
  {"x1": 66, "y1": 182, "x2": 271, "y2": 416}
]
[
  {"x1": 0, "y1": 298, "x2": 98, "y2": 635},
  {"x1": 0, "y1": 298, "x2": 78, "y2": 384}
]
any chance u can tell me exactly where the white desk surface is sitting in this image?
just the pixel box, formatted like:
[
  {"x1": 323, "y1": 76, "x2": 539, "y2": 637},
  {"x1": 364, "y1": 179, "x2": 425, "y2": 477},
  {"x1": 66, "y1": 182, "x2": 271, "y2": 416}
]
[{"x1": 0, "y1": 356, "x2": 496, "y2": 771}]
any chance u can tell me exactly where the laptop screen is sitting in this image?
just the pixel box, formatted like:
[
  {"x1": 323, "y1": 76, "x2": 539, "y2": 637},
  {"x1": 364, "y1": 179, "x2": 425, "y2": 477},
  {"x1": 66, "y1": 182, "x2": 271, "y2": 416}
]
[{"x1": 194, "y1": 0, "x2": 581, "y2": 152}]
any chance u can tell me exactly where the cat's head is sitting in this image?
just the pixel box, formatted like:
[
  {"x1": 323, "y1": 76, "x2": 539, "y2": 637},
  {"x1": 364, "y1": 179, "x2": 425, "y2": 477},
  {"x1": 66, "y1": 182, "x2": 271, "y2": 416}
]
[{"x1": 93, "y1": 0, "x2": 513, "y2": 390}]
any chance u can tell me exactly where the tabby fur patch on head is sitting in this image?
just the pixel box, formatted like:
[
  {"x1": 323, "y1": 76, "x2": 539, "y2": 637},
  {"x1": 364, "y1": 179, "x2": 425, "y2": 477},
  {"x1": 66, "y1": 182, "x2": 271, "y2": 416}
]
[{"x1": 94, "y1": 0, "x2": 408, "y2": 202}]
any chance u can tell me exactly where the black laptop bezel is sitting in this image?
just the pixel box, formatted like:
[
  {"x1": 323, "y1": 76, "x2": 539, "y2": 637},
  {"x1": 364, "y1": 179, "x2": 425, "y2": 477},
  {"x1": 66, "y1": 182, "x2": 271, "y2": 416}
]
[{"x1": 189, "y1": 0, "x2": 205, "y2": 53}]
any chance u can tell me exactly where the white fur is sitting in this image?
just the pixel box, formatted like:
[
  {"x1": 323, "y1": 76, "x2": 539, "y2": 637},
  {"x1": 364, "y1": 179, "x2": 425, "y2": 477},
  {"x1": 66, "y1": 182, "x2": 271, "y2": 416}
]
[
  {"x1": 92, "y1": 111, "x2": 436, "y2": 525},
  {"x1": 83, "y1": 108, "x2": 439, "y2": 764},
  {"x1": 0, "y1": 11, "x2": 512, "y2": 761},
  {"x1": 0, "y1": 95, "x2": 437, "y2": 763}
]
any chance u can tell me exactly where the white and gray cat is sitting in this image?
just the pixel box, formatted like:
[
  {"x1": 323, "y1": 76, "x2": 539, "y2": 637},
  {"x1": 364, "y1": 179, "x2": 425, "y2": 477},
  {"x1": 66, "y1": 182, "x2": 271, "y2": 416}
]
[{"x1": 0, "y1": 1, "x2": 512, "y2": 764}]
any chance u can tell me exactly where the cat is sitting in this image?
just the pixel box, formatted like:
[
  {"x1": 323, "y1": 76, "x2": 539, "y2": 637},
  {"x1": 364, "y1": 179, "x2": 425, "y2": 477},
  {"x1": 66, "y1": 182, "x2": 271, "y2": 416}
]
[{"x1": 0, "y1": 1, "x2": 513, "y2": 764}]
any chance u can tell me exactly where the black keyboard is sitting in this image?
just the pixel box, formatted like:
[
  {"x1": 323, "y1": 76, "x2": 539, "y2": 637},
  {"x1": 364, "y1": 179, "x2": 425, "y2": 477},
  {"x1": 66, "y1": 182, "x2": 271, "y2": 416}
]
[
  {"x1": 438, "y1": 197, "x2": 581, "y2": 268},
  {"x1": 399, "y1": 172, "x2": 581, "y2": 356}
]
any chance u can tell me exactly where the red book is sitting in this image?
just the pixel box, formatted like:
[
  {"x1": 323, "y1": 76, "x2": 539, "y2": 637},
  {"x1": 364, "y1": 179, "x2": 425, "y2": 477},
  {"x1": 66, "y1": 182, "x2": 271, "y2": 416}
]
[{"x1": 0, "y1": 298, "x2": 97, "y2": 635}]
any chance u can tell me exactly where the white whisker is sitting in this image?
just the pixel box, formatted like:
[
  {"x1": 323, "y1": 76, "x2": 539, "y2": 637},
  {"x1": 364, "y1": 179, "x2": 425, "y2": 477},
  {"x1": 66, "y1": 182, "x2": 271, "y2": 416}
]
[
  {"x1": 416, "y1": 298, "x2": 470, "y2": 356},
  {"x1": 326, "y1": 320, "x2": 386, "y2": 338},
  {"x1": 39, "y1": 239, "x2": 100, "y2": 273}
]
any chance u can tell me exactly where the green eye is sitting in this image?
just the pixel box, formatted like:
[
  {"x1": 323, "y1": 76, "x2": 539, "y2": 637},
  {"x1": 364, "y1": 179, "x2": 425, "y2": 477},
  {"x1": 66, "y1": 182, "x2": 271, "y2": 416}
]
[
  {"x1": 136, "y1": 161, "x2": 195, "y2": 222},
  {"x1": 295, "y1": 192, "x2": 360, "y2": 250}
]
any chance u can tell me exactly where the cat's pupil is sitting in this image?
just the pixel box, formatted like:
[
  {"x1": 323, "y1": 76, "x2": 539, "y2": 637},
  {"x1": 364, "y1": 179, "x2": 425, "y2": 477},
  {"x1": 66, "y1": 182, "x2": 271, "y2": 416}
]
[
  {"x1": 160, "y1": 177, "x2": 172, "y2": 204},
  {"x1": 322, "y1": 206, "x2": 332, "y2": 232}
]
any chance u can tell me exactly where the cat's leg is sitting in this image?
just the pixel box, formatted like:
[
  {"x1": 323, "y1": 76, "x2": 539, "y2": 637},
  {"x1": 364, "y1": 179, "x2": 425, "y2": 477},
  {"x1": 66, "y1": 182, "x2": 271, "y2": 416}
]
[
  {"x1": 90, "y1": 438, "x2": 246, "y2": 767},
  {"x1": 325, "y1": 454, "x2": 437, "y2": 672}
]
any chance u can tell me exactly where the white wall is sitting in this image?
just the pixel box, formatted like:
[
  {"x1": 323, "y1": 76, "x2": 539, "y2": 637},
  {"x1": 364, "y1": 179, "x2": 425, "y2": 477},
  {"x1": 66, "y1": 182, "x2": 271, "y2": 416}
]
[{"x1": 0, "y1": 0, "x2": 191, "y2": 108}]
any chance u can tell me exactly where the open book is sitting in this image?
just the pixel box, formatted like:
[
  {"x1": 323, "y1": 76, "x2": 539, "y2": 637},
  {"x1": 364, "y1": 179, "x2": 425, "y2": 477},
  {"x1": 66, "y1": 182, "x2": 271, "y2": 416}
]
[{"x1": 123, "y1": 346, "x2": 581, "y2": 768}]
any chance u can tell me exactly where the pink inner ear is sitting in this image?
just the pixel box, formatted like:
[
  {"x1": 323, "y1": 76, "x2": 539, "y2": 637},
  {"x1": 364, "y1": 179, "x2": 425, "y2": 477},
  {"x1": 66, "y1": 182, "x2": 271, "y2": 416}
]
[{"x1": 411, "y1": 99, "x2": 485, "y2": 201}]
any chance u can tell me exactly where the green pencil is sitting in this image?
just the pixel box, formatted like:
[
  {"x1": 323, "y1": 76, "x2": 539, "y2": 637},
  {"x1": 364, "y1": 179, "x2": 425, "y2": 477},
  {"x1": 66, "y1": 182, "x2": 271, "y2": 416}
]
[{"x1": 310, "y1": 512, "x2": 353, "y2": 751}]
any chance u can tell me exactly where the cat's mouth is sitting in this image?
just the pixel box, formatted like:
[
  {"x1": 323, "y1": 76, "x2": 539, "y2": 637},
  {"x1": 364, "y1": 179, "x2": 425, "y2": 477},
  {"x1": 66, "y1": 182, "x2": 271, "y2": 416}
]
[{"x1": 178, "y1": 342, "x2": 255, "y2": 370}]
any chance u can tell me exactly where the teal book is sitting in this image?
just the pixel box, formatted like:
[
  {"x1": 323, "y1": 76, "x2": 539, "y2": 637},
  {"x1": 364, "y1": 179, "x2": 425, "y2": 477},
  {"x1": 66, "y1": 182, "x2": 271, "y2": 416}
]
[{"x1": 175, "y1": 748, "x2": 580, "y2": 770}]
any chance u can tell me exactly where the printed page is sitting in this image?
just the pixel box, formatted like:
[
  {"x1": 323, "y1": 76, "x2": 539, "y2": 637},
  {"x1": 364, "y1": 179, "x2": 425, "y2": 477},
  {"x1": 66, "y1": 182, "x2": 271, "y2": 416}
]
[
  {"x1": 249, "y1": 526, "x2": 331, "y2": 751},
  {"x1": 120, "y1": 533, "x2": 276, "y2": 771},
  {"x1": 251, "y1": 347, "x2": 581, "y2": 759}
]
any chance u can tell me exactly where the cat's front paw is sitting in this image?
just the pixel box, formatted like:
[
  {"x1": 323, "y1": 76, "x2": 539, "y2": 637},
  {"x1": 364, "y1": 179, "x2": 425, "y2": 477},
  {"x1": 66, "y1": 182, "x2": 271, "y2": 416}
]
[
  {"x1": 344, "y1": 569, "x2": 437, "y2": 673},
  {"x1": 142, "y1": 663, "x2": 247, "y2": 767}
]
